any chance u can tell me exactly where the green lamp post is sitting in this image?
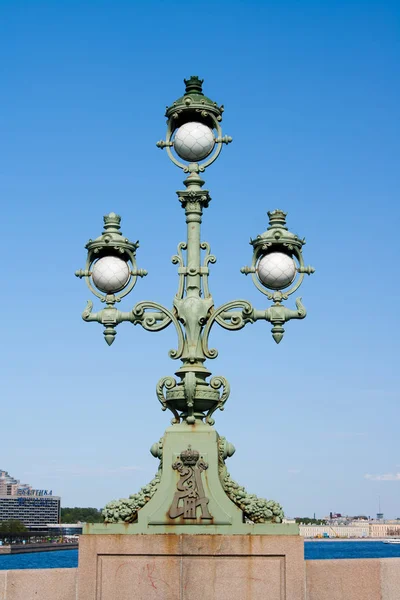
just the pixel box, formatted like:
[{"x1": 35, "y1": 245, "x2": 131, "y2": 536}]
[{"x1": 76, "y1": 77, "x2": 314, "y2": 533}]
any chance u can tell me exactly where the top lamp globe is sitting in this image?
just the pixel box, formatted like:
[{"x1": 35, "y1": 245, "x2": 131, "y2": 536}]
[{"x1": 173, "y1": 122, "x2": 215, "y2": 162}]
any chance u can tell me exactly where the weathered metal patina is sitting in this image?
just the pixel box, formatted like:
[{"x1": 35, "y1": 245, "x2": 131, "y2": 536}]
[{"x1": 76, "y1": 77, "x2": 314, "y2": 535}]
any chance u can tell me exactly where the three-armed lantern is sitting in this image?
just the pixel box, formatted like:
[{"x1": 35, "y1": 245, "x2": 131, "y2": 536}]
[{"x1": 75, "y1": 77, "x2": 315, "y2": 528}]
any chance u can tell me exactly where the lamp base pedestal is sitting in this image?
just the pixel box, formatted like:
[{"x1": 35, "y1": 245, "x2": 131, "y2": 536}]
[
  {"x1": 100, "y1": 422, "x2": 291, "y2": 531},
  {"x1": 77, "y1": 533, "x2": 305, "y2": 600}
]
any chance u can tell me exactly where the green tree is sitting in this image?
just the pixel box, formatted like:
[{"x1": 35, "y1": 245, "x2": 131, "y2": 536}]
[
  {"x1": 0, "y1": 520, "x2": 27, "y2": 534},
  {"x1": 61, "y1": 507, "x2": 103, "y2": 523}
]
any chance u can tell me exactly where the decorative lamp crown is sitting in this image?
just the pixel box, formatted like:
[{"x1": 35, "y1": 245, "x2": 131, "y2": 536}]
[
  {"x1": 165, "y1": 75, "x2": 224, "y2": 130},
  {"x1": 184, "y1": 76, "x2": 204, "y2": 95},
  {"x1": 267, "y1": 209, "x2": 288, "y2": 230},
  {"x1": 103, "y1": 212, "x2": 122, "y2": 231},
  {"x1": 85, "y1": 213, "x2": 139, "y2": 260},
  {"x1": 250, "y1": 209, "x2": 304, "y2": 254},
  {"x1": 180, "y1": 445, "x2": 199, "y2": 466}
]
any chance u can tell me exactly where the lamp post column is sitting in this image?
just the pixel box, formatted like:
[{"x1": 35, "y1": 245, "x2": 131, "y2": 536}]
[{"x1": 183, "y1": 173, "x2": 204, "y2": 298}]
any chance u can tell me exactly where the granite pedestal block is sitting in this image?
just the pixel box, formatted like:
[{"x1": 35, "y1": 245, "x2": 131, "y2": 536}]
[{"x1": 78, "y1": 533, "x2": 305, "y2": 600}]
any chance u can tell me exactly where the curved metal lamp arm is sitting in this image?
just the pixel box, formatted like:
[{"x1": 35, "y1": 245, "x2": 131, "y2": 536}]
[
  {"x1": 201, "y1": 295, "x2": 308, "y2": 357},
  {"x1": 81, "y1": 299, "x2": 184, "y2": 359},
  {"x1": 202, "y1": 300, "x2": 254, "y2": 359}
]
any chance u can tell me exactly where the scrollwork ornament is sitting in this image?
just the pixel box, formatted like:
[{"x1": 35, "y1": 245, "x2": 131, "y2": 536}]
[
  {"x1": 201, "y1": 242, "x2": 216, "y2": 266},
  {"x1": 156, "y1": 376, "x2": 180, "y2": 424},
  {"x1": 132, "y1": 301, "x2": 184, "y2": 359},
  {"x1": 171, "y1": 242, "x2": 187, "y2": 300},
  {"x1": 206, "y1": 376, "x2": 230, "y2": 425},
  {"x1": 200, "y1": 241, "x2": 216, "y2": 299}
]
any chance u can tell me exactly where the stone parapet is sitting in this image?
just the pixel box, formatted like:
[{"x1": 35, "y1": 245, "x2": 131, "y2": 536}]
[
  {"x1": 1, "y1": 556, "x2": 400, "y2": 598},
  {"x1": 0, "y1": 568, "x2": 77, "y2": 600},
  {"x1": 305, "y1": 558, "x2": 400, "y2": 600}
]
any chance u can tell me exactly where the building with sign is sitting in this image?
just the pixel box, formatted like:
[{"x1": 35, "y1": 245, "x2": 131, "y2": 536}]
[
  {"x1": 0, "y1": 469, "x2": 60, "y2": 526},
  {"x1": 0, "y1": 495, "x2": 61, "y2": 526}
]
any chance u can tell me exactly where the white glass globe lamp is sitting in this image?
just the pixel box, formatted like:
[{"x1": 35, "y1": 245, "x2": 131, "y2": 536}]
[
  {"x1": 257, "y1": 252, "x2": 297, "y2": 290},
  {"x1": 92, "y1": 256, "x2": 130, "y2": 293},
  {"x1": 173, "y1": 122, "x2": 215, "y2": 162}
]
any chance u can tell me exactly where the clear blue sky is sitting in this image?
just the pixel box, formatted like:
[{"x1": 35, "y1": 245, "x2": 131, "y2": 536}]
[{"x1": 1, "y1": 0, "x2": 399, "y2": 519}]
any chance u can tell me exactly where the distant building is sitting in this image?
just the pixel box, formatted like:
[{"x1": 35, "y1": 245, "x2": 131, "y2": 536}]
[
  {"x1": 0, "y1": 496, "x2": 60, "y2": 526},
  {"x1": 0, "y1": 469, "x2": 51, "y2": 498},
  {"x1": 0, "y1": 470, "x2": 22, "y2": 496},
  {"x1": 300, "y1": 525, "x2": 369, "y2": 538},
  {"x1": 300, "y1": 521, "x2": 400, "y2": 539},
  {"x1": 0, "y1": 469, "x2": 59, "y2": 526},
  {"x1": 28, "y1": 524, "x2": 82, "y2": 537},
  {"x1": 46, "y1": 523, "x2": 82, "y2": 536},
  {"x1": 369, "y1": 521, "x2": 400, "y2": 538}
]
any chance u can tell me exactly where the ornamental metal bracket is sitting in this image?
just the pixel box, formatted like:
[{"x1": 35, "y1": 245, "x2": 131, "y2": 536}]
[
  {"x1": 251, "y1": 297, "x2": 307, "y2": 344},
  {"x1": 81, "y1": 300, "x2": 135, "y2": 346}
]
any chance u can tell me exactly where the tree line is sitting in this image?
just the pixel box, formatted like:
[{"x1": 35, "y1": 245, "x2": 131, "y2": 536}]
[
  {"x1": 295, "y1": 517, "x2": 327, "y2": 525},
  {"x1": 61, "y1": 507, "x2": 103, "y2": 523}
]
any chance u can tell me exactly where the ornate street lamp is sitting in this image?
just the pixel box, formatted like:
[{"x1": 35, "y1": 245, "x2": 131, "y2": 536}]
[{"x1": 76, "y1": 77, "x2": 314, "y2": 531}]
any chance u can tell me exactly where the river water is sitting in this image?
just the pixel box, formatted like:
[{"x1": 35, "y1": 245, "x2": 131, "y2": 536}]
[
  {"x1": 1, "y1": 541, "x2": 400, "y2": 569},
  {"x1": 304, "y1": 540, "x2": 400, "y2": 560}
]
